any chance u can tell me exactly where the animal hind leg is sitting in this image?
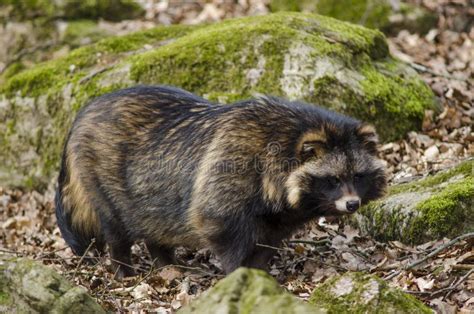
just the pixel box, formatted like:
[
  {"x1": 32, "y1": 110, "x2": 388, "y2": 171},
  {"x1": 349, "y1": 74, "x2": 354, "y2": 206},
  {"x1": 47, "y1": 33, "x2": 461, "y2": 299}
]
[
  {"x1": 209, "y1": 229, "x2": 255, "y2": 274},
  {"x1": 108, "y1": 238, "x2": 135, "y2": 278},
  {"x1": 145, "y1": 241, "x2": 175, "y2": 268},
  {"x1": 242, "y1": 246, "x2": 277, "y2": 271},
  {"x1": 94, "y1": 200, "x2": 136, "y2": 278}
]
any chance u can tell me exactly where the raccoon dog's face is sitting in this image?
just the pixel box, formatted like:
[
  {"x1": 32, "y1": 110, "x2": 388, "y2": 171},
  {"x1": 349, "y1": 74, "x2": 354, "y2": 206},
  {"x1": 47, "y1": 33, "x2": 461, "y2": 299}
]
[{"x1": 285, "y1": 124, "x2": 386, "y2": 216}]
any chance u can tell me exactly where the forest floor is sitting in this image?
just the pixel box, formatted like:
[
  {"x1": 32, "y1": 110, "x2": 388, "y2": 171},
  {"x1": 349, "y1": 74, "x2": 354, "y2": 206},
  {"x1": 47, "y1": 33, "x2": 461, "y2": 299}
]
[{"x1": 0, "y1": 0, "x2": 472, "y2": 313}]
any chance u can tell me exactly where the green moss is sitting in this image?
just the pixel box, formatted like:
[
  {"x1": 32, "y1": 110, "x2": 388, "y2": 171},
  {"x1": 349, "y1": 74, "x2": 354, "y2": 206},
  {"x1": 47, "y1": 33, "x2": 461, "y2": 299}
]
[
  {"x1": 61, "y1": 0, "x2": 144, "y2": 21},
  {"x1": 181, "y1": 268, "x2": 318, "y2": 313},
  {"x1": 269, "y1": 0, "x2": 300, "y2": 12},
  {"x1": 0, "y1": 0, "x2": 55, "y2": 21},
  {"x1": 357, "y1": 203, "x2": 407, "y2": 243},
  {"x1": 358, "y1": 60, "x2": 436, "y2": 141},
  {"x1": 63, "y1": 20, "x2": 109, "y2": 47},
  {"x1": 0, "y1": 290, "x2": 11, "y2": 305},
  {"x1": 130, "y1": 12, "x2": 390, "y2": 105},
  {"x1": 0, "y1": 256, "x2": 104, "y2": 313},
  {"x1": 309, "y1": 272, "x2": 431, "y2": 313},
  {"x1": 1, "y1": 24, "x2": 195, "y2": 98},
  {"x1": 315, "y1": 0, "x2": 391, "y2": 30},
  {"x1": 269, "y1": 0, "x2": 437, "y2": 35},
  {"x1": 355, "y1": 160, "x2": 474, "y2": 244},
  {"x1": 130, "y1": 14, "x2": 299, "y2": 100},
  {"x1": 270, "y1": 0, "x2": 392, "y2": 30},
  {"x1": 0, "y1": 24, "x2": 198, "y2": 187},
  {"x1": 0, "y1": 63, "x2": 26, "y2": 81},
  {"x1": 408, "y1": 177, "x2": 474, "y2": 242}
]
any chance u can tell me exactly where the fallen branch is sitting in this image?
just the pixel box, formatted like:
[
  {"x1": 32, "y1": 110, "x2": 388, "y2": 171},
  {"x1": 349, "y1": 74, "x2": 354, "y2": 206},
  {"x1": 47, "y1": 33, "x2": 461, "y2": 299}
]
[
  {"x1": 444, "y1": 269, "x2": 474, "y2": 299},
  {"x1": 408, "y1": 62, "x2": 468, "y2": 83},
  {"x1": 384, "y1": 232, "x2": 474, "y2": 280},
  {"x1": 256, "y1": 243, "x2": 290, "y2": 252},
  {"x1": 452, "y1": 264, "x2": 474, "y2": 270},
  {"x1": 288, "y1": 239, "x2": 331, "y2": 246},
  {"x1": 73, "y1": 238, "x2": 95, "y2": 278},
  {"x1": 0, "y1": 248, "x2": 26, "y2": 256}
]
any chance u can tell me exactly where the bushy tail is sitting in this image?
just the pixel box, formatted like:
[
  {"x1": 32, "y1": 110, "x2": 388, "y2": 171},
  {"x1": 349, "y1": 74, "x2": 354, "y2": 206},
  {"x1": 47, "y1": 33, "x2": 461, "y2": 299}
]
[
  {"x1": 55, "y1": 189, "x2": 85, "y2": 255},
  {"x1": 55, "y1": 188, "x2": 91, "y2": 255},
  {"x1": 55, "y1": 158, "x2": 102, "y2": 256}
]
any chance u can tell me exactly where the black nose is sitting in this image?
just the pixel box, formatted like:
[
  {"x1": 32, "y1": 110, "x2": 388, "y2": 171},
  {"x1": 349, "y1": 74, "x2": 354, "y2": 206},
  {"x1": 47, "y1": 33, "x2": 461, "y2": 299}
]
[{"x1": 346, "y1": 200, "x2": 360, "y2": 212}]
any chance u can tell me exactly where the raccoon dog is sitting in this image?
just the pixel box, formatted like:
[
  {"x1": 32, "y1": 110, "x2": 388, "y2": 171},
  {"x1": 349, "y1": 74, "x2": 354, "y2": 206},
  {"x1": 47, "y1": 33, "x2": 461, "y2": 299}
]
[{"x1": 56, "y1": 85, "x2": 386, "y2": 277}]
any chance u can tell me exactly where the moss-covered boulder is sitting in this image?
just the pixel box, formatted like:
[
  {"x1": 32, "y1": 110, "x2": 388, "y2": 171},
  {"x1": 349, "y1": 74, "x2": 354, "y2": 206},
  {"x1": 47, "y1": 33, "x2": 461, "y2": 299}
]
[
  {"x1": 180, "y1": 268, "x2": 319, "y2": 313},
  {"x1": 0, "y1": 0, "x2": 145, "y2": 79},
  {"x1": 353, "y1": 160, "x2": 474, "y2": 244},
  {"x1": 180, "y1": 268, "x2": 430, "y2": 313},
  {"x1": 309, "y1": 272, "x2": 431, "y2": 313},
  {"x1": 0, "y1": 19, "x2": 119, "y2": 78},
  {"x1": 270, "y1": 0, "x2": 437, "y2": 34},
  {"x1": 0, "y1": 12, "x2": 436, "y2": 188},
  {"x1": 0, "y1": 254, "x2": 104, "y2": 313},
  {"x1": 0, "y1": 0, "x2": 144, "y2": 22}
]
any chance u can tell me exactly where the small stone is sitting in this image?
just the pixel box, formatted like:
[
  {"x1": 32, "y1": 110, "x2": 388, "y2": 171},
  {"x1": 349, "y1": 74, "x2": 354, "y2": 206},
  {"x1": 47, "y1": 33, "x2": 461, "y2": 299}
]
[
  {"x1": 381, "y1": 143, "x2": 394, "y2": 152},
  {"x1": 439, "y1": 143, "x2": 450, "y2": 153},
  {"x1": 417, "y1": 134, "x2": 435, "y2": 148},
  {"x1": 392, "y1": 143, "x2": 401, "y2": 152},
  {"x1": 2, "y1": 217, "x2": 16, "y2": 229},
  {"x1": 331, "y1": 276, "x2": 354, "y2": 297},
  {"x1": 361, "y1": 279, "x2": 380, "y2": 304},
  {"x1": 424, "y1": 145, "x2": 439, "y2": 160},
  {"x1": 451, "y1": 143, "x2": 464, "y2": 156},
  {"x1": 171, "y1": 299, "x2": 182, "y2": 310}
]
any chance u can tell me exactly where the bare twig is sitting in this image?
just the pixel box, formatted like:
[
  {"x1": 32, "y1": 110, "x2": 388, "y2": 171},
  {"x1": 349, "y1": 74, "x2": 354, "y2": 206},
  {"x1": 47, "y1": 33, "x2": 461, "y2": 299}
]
[
  {"x1": 256, "y1": 243, "x2": 290, "y2": 252},
  {"x1": 73, "y1": 238, "x2": 95, "y2": 278},
  {"x1": 36, "y1": 247, "x2": 69, "y2": 259},
  {"x1": 164, "y1": 264, "x2": 221, "y2": 277},
  {"x1": 0, "y1": 248, "x2": 26, "y2": 256},
  {"x1": 444, "y1": 269, "x2": 474, "y2": 299},
  {"x1": 408, "y1": 62, "x2": 469, "y2": 83},
  {"x1": 384, "y1": 232, "x2": 474, "y2": 280},
  {"x1": 403, "y1": 290, "x2": 433, "y2": 296},
  {"x1": 452, "y1": 264, "x2": 474, "y2": 270},
  {"x1": 288, "y1": 239, "x2": 331, "y2": 246},
  {"x1": 130, "y1": 266, "x2": 155, "y2": 291},
  {"x1": 78, "y1": 66, "x2": 113, "y2": 84},
  {"x1": 108, "y1": 257, "x2": 148, "y2": 273}
]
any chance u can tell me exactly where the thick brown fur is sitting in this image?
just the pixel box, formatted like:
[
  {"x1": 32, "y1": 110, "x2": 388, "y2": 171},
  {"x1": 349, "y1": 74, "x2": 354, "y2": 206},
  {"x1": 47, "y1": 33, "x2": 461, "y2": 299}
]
[{"x1": 56, "y1": 85, "x2": 386, "y2": 277}]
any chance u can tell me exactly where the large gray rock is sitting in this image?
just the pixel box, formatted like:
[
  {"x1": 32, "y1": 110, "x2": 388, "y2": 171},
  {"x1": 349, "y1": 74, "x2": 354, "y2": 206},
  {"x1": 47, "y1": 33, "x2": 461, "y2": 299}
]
[
  {"x1": 0, "y1": 0, "x2": 145, "y2": 79},
  {"x1": 309, "y1": 272, "x2": 432, "y2": 313},
  {"x1": 0, "y1": 254, "x2": 104, "y2": 313},
  {"x1": 180, "y1": 268, "x2": 431, "y2": 313},
  {"x1": 180, "y1": 268, "x2": 318, "y2": 313},
  {"x1": 0, "y1": 0, "x2": 144, "y2": 22},
  {"x1": 270, "y1": 0, "x2": 437, "y2": 34},
  {"x1": 0, "y1": 12, "x2": 436, "y2": 189},
  {"x1": 353, "y1": 159, "x2": 474, "y2": 244}
]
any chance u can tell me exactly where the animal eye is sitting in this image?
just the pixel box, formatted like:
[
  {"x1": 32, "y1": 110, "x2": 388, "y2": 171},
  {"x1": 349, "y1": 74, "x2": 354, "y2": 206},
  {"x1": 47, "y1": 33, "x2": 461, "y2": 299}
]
[{"x1": 327, "y1": 176, "x2": 340, "y2": 187}]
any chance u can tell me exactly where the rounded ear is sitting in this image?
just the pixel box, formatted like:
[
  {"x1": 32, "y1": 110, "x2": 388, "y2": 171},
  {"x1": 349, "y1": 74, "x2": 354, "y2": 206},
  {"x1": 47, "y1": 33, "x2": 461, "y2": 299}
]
[
  {"x1": 300, "y1": 141, "x2": 325, "y2": 161},
  {"x1": 356, "y1": 124, "x2": 379, "y2": 154},
  {"x1": 297, "y1": 129, "x2": 327, "y2": 162}
]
